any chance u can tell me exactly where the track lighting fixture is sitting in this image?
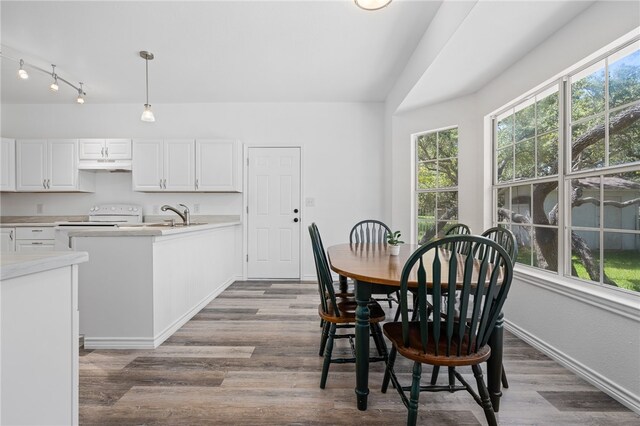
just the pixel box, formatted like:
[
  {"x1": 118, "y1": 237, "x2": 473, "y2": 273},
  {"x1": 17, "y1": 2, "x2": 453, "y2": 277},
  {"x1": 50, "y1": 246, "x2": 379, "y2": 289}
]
[
  {"x1": 18, "y1": 59, "x2": 29, "y2": 79},
  {"x1": 76, "y1": 83, "x2": 85, "y2": 104},
  {"x1": 140, "y1": 51, "x2": 155, "y2": 123},
  {"x1": 49, "y1": 65, "x2": 59, "y2": 92},
  {"x1": 354, "y1": 0, "x2": 392, "y2": 11},
  {"x1": 1, "y1": 51, "x2": 87, "y2": 103}
]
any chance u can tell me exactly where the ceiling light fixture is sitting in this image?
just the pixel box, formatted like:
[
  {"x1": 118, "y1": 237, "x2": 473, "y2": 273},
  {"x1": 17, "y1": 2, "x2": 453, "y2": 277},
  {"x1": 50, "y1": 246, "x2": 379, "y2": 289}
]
[
  {"x1": 140, "y1": 51, "x2": 155, "y2": 123},
  {"x1": 354, "y1": 0, "x2": 392, "y2": 11},
  {"x1": 49, "y1": 65, "x2": 59, "y2": 92},
  {"x1": 17, "y1": 59, "x2": 29, "y2": 79},
  {"x1": 76, "y1": 83, "x2": 85, "y2": 104},
  {"x1": 0, "y1": 51, "x2": 87, "y2": 103}
]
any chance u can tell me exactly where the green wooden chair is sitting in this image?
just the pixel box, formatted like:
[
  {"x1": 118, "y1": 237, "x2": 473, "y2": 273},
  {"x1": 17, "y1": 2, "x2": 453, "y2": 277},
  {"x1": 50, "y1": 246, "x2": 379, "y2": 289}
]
[
  {"x1": 444, "y1": 223, "x2": 472, "y2": 253},
  {"x1": 381, "y1": 235, "x2": 514, "y2": 426},
  {"x1": 309, "y1": 223, "x2": 387, "y2": 388},
  {"x1": 349, "y1": 220, "x2": 402, "y2": 320}
]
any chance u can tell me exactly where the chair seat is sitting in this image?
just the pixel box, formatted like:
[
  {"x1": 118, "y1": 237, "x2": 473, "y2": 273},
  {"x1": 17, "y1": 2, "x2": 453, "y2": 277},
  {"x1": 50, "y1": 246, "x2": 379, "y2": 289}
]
[
  {"x1": 383, "y1": 321, "x2": 491, "y2": 366},
  {"x1": 319, "y1": 299, "x2": 386, "y2": 324}
]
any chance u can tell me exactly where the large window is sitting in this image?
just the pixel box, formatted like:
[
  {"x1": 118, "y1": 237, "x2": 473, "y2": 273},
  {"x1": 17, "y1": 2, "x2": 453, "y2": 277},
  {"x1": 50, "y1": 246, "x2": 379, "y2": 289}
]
[
  {"x1": 493, "y1": 39, "x2": 640, "y2": 294},
  {"x1": 415, "y1": 127, "x2": 458, "y2": 243}
]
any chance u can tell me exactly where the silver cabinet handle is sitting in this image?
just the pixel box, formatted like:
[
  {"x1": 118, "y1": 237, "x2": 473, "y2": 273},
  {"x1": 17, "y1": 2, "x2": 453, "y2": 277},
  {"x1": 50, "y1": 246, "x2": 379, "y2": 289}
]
[
  {"x1": 105, "y1": 146, "x2": 109, "y2": 157},
  {"x1": 32, "y1": 242, "x2": 43, "y2": 245},
  {"x1": 160, "y1": 179, "x2": 163, "y2": 189},
  {"x1": 32, "y1": 229, "x2": 43, "y2": 233},
  {"x1": 195, "y1": 179, "x2": 199, "y2": 190},
  {"x1": 101, "y1": 147, "x2": 105, "y2": 157},
  {"x1": 9, "y1": 230, "x2": 13, "y2": 241},
  {"x1": 43, "y1": 179, "x2": 47, "y2": 189},
  {"x1": 163, "y1": 179, "x2": 167, "y2": 189},
  {"x1": 47, "y1": 179, "x2": 50, "y2": 189}
]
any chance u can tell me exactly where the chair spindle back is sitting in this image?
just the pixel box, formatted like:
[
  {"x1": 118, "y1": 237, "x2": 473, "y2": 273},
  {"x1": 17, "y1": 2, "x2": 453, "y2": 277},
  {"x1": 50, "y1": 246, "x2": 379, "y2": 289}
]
[
  {"x1": 443, "y1": 223, "x2": 472, "y2": 254},
  {"x1": 480, "y1": 226, "x2": 518, "y2": 265},
  {"x1": 349, "y1": 220, "x2": 391, "y2": 244},
  {"x1": 309, "y1": 223, "x2": 341, "y2": 317}
]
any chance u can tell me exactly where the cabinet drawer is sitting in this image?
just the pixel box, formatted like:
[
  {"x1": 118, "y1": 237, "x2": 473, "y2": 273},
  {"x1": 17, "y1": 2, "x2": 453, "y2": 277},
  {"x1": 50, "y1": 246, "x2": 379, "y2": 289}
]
[
  {"x1": 15, "y1": 226, "x2": 55, "y2": 240},
  {"x1": 16, "y1": 240, "x2": 55, "y2": 252}
]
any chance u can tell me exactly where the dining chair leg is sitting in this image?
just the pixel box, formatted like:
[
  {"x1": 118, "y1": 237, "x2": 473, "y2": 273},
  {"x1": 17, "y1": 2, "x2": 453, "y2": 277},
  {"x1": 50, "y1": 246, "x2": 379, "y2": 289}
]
[
  {"x1": 448, "y1": 366, "x2": 455, "y2": 391},
  {"x1": 501, "y1": 364, "x2": 509, "y2": 388},
  {"x1": 472, "y1": 364, "x2": 498, "y2": 426},
  {"x1": 320, "y1": 323, "x2": 336, "y2": 389},
  {"x1": 381, "y1": 345, "x2": 397, "y2": 393},
  {"x1": 430, "y1": 366, "x2": 440, "y2": 385},
  {"x1": 370, "y1": 323, "x2": 387, "y2": 357},
  {"x1": 319, "y1": 320, "x2": 330, "y2": 356},
  {"x1": 407, "y1": 361, "x2": 422, "y2": 426}
]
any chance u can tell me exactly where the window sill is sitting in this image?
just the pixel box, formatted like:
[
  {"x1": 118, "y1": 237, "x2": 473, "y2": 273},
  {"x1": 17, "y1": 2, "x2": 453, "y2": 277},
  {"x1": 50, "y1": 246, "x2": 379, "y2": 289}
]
[{"x1": 513, "y1": 266, "x2": 640, "y2": 321}]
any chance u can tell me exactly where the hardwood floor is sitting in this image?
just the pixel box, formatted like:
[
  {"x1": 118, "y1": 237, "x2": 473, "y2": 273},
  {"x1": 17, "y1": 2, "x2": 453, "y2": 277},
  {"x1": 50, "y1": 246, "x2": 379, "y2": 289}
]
[{"x1": 80, "y1": 281, "x2": 639, "y2": 425}]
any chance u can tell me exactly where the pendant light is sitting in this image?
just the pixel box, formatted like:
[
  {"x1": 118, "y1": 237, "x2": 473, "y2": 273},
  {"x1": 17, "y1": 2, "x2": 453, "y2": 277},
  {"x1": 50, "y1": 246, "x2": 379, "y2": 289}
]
[
  {"x1": 76, "y1": 82, "x2": 85, "y2": 104},
  {"x1": 49, "y1": 65, "x2": 59, "y2": 92},
  {"x1": 140, "y1": 51, "x2": 155, "y2": 122},
  {"x1": 17, "y1": 59, "x2": 29, "y2": 79},
  {"x1": 354, "y1": 0, "x2": 392, "y2": 11}
]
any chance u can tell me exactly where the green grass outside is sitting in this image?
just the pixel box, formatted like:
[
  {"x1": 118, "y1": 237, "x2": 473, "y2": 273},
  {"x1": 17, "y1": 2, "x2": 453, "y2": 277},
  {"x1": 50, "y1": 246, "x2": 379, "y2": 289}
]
[{"x1": 572, "y1": 250, "x2": 640, "y2": 292}]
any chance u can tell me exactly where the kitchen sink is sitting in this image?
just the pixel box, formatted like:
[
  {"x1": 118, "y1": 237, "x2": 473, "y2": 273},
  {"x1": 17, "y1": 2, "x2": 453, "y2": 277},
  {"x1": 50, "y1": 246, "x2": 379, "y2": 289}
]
[{"x1": 119, "y1": 222, "x2": 207, "y2": 228}]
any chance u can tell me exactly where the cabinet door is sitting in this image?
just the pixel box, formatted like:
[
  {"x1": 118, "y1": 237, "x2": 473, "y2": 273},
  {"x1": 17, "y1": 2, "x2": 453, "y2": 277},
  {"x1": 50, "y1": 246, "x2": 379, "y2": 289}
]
[
  {"x1": 132, "y1": 139, "x2": 164, "y2": 191},
  {"x1": 16, "y1": 140, "x2": 48, "y2": 191},
  {"x1": 164, "y1": 139, "x2": 195, "y2": 191},
  {"x1": 78, "y1": 139, "x2": 105, "y2": 160},
  {"x1": 1, "y1": 138, "x2": 16, "y2": 191},
  {"x1": 49, "y1": 140, "x2": 78, "y2": 191},
  {"x1": 196, "y1": 140, "x2": 241, "y2": 192},
  {"x1": 105, "y1": 139, "x2": 131, "y2": 160},
  {"x1": 1, "y1": 228, "x2": 16, "y2": 251},
  {"x1": 16, "y1": 240, "x2": 55, "y2": 252}
]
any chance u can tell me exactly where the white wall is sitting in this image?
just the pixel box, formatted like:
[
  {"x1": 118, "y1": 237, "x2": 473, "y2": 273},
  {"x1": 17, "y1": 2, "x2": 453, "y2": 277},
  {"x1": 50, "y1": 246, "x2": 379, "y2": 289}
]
[
  {"x1": 386, "y1": 1, "x2": 640, "y2": 412},
  {"x1": 1, "y1": 102, "x2": 386, "y2": 278}
]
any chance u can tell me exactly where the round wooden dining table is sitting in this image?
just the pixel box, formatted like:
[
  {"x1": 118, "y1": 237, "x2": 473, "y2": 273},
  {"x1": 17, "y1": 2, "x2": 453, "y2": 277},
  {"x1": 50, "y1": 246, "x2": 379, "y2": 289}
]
[{"x1": 327, "y1": 242, "x2": 505, "y2": 412}]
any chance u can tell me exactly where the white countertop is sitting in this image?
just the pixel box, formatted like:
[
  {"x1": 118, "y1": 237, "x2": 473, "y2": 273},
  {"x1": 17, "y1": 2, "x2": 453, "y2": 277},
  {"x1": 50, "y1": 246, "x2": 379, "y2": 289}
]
[
  {"x1": 65, "y1": 220, "x2": 241, "y2": 238},
  {"x1": 1, "y1": 251, "x2": 89, "y2": 281}
]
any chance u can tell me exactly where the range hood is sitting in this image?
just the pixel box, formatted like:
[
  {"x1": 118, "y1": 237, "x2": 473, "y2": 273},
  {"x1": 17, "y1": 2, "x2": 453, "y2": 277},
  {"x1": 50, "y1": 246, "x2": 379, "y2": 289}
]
[{"x1": 78, "y1": 160, "x2": 132, "y2": 171}]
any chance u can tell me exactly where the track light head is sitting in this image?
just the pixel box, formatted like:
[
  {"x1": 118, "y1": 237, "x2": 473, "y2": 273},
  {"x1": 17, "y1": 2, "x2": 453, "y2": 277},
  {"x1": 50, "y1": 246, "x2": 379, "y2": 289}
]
[
  {"x1": 49, "y1": 65, "x2": 59, "y2": 92},
  {"x1": 76, "y1": 82, "x2": 85, "y2": 104},
  {"x1": 18, "y1": 59, "x2": 29, "y2": 80}
]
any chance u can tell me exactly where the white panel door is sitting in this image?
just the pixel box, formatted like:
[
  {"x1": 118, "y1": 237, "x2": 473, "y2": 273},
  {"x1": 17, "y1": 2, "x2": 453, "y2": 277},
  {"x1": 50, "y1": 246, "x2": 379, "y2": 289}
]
[
  {"x1": 1, "y1": 138, "x2": 16, "y2": 191},
  {"x1": 248, "y1": 147, "x2": 301, "y2": 279},
  {"x1": 196, "y1": 139, "x2": 241, "y2": 192},
  {"x1": 132, "y1": 139, "x2": 164, "y2": 191},
  {"x1": 164, "y1": 139, "x2": 195, "y2": 191},
  {"x1": 49, "y1": 140, "x2": 77, "y2": 190},
  {"x1": 78, "y1": 139, "x2": 105, "y2": 160},
  {"x1": 105, "y1": 139, "x2": 132, "y2": 160},
  {"x1": 16, "y1": 139, "x2": 47, "y2": 191}
]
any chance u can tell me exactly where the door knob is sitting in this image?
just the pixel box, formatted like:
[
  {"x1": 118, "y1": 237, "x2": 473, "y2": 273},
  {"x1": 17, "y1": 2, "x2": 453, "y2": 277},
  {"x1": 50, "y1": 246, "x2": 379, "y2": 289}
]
[
  {"x1": 294, "y1": 209, "x2": 299, "y2": 213},
  {"x1": 293, "y1": 218, "x2": 299, "y2": 223}
]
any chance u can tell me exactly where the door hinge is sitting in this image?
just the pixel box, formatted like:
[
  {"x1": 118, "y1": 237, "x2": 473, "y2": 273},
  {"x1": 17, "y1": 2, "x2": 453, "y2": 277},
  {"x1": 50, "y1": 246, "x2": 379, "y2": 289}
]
[
  {"x1": 246, "y1": 206, "x2": 249, "y2": 214},
  {"x1": 247, "y1": 158, "x2": 249, "y2": 166},
  {"x1": 246, "y1": 254, "x2": 249, "y2": 262}
]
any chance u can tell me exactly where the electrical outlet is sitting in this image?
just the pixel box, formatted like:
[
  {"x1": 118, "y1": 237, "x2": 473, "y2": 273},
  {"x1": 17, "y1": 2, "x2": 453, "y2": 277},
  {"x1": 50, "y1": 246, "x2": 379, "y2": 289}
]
[
  {"x1": 305, "y1": 197, "x2": 315, "y2": 207},
  {"x1": 193, "y1": 203, "x2": 200, "y2": 213},
  {"x1": 36, "y1": 204, "x2": 44, "y2": 214},
  {"x1": 153, "y1": 205, "x2": 159, "y2": 214}
]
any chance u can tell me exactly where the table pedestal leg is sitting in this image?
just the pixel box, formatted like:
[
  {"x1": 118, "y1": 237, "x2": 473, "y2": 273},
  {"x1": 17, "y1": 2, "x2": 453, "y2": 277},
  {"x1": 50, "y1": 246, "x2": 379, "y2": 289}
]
[
  {"x1": 487, "y1": 312, "x2": 504, "y2": 412},
  {"x1": 339, "y1": 274, "x2": 349, "y2": 294},
  {"x1": 354, "y1": 280, "x2": 372, "y2": 411}
]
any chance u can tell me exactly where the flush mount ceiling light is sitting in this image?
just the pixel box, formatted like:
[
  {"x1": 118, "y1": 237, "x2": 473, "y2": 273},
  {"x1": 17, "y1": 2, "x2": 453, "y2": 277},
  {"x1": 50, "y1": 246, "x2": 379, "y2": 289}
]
[
  {"x1": 0, "y1": 50, "x2": 87, "y2": 103},
  {"x1": 354, "y1": 0, "x2": 392, "y2": 11},
  {"x1": 140, "y1": 50, "x2": 155, "y2": 123},
  {"x1": 49, "y1": 65, "x2": 59, "y2": 92}
]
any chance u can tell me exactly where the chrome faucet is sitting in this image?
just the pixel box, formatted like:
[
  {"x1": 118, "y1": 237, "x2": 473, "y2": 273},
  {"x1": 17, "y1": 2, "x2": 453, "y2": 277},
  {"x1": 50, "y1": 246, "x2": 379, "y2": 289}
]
[{"x1": 161, "y1": 204, "x2": 190, "y2": 225}]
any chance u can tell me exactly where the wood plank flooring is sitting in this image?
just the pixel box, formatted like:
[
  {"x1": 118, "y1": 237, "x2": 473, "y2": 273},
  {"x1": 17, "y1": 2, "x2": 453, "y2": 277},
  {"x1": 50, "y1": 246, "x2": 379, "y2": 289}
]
[{"x1": 80, "y1": 280, "x2": 639, "y2": 425}]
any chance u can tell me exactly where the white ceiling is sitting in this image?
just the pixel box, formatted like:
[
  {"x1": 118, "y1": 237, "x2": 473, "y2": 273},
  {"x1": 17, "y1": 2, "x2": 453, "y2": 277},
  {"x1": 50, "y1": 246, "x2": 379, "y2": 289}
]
[
  {"x1": 1, "y1": 1, "x2": 597, "y2": 108},
  {"x1": 1, "y1": 0, "x2": 441, "y2": 104}
]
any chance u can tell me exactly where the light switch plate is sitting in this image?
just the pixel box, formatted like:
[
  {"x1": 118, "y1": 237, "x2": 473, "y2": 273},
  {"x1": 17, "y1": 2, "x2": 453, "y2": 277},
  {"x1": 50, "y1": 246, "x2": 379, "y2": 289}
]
[{"x1": 36, "y1": 203, "x2": 44, "y2": 214}]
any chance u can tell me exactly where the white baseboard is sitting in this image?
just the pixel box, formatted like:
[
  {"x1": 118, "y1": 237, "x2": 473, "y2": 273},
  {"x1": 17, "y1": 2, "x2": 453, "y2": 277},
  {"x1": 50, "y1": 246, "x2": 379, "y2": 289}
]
[
  {"x1": 505, "y1": 320, "x2": 640, "y2": 414},
  {"x1": 84, "y1": 276, "x2": 237, "y2": 350}
]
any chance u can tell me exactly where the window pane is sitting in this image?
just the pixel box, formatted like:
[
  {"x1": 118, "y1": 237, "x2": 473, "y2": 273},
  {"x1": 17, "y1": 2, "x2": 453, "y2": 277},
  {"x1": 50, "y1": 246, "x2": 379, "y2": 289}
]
[
  {"x1": 497, "y1": 114, "x2": 514, "y2": 148},
  {"x1": 608, "y1": 43, "x2": 640, "y2": 109},
  {"x1": 571, "y1": 62, "x2": 605, "y2": 122},
  {"x1": 571, "y1": 116, "x2": 605, "y2": 171},
  {"x1": 437, "y1": 191, "x2": 458, "y2": 233},
  {"x1": 532, "y1": 184, "x2": 558, "y2": 225},
  {"x1": 512, "y1": 225, "x2": 532, "y2": 266},
  {"x1": 514, "y1": 139, "x2": 535, "y2": 180},
  {"x1": 497, "y1": 146, "x2": 513, "y2": 182},
  {"x1": 603, "y1": 171, "x2": 640, "y2": 231},
  {"x1": 532, "y1": 227, "x2": 558, "y2": 272},
  {"x1": 511, "y1": 184, "x2": 531, "y2": 220},
  {"x1": 497, "y1": 187, "x2": 509, "y2": 223},
  {"x1": 609, "y1": 104, "x2": 640, "y2": 166},
  {"x1": 417, "y1": 161, "x2": 437, "y2": 189},
  {"x1": 603, "y1": 233, "x2": 640, "y2": 292},
  {"x1": 537, "y1": 132, "x2": 558, "y2": 177},
  {"x1": 515, "y1": 102, "x2": 535, "y2": 142},
  {"x1": 438, "y1": 128, "x2": 458, "y2": 158},
  {"x1": 417, "y1": 133, "x2": 437, "y2": 161},
  {"x1": 571, "y1": 230, "x2": 600, "y2": 283},
  {"x1": 537, "y1": 89, "x2": 559, "y2": 135},
  {"x1": 437, "y1": 158, "x2": 458, "y2": 188},
  {"x1": 417, "y1": 192, "x2": 436, "y2": 244},
  {"x1": 571, "y1": 177, "x2": 600, "y2": 228}
]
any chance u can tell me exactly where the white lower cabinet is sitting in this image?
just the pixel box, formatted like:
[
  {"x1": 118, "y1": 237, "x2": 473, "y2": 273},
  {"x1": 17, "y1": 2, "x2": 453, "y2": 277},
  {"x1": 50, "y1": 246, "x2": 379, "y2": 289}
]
[
  {"x1": 14, "y1": 226, "x2": 55, "y2": 252},
  {"x1": 0, "y1": 228, "x2": 16, "y2": 251}
]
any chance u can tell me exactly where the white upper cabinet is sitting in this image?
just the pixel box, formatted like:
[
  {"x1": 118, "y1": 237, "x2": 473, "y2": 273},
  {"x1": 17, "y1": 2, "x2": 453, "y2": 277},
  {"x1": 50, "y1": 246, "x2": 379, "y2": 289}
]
[
  {"x1": 196, "y1": 140, "x2": 241, "y2": 192},
  {"x1": 133, "y1": 139, "x2": 194, "y2": 191},
  {"x1": 1, "y1": 138, "x2": 16, "y2": 191},
  {"x1": 16, "y1": 139, "x2": 94, "y2": 192},
  {"x1": 79, "y1": 139, "x2": 131, "y2": 160}
]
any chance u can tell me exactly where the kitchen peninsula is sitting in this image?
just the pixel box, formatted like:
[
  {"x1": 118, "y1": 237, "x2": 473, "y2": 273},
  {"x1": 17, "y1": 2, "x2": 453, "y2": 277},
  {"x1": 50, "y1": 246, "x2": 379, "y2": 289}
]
[{"x1": 70, "y1": 219, "x2": 241, "y2": 349}]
